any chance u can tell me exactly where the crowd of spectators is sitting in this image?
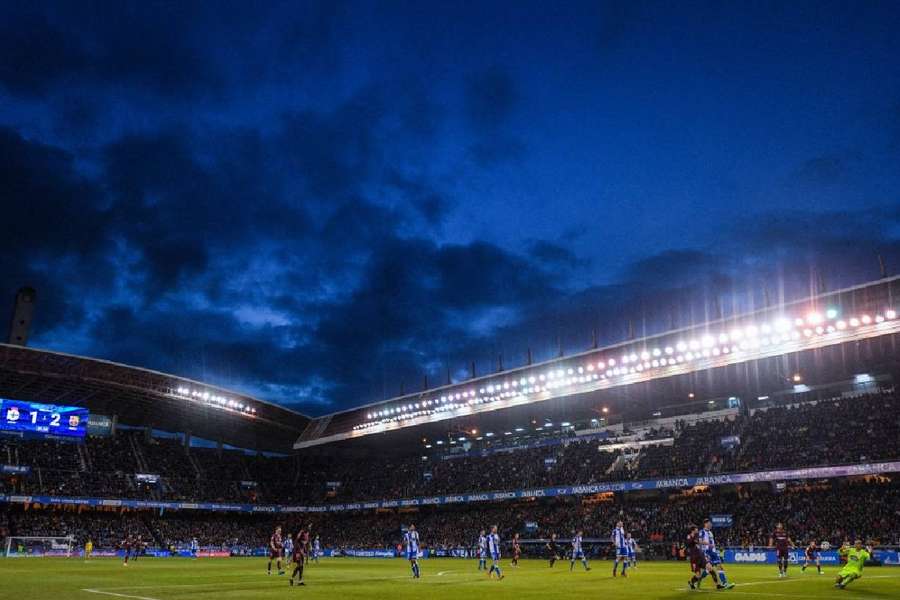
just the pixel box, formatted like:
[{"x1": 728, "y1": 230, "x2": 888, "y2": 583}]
[
  {"x1": 4, "y1": 478, "x2": 898, "y2": 555},
  {"x1": 2, "y1": 509, "x2": 148, "y2": 548},
  {"x1": 734, "y1": 393, "x2": 900, "y2": 470},
  {"x1": 0, "y1": 390, "x2": 897, "y2": 507}
]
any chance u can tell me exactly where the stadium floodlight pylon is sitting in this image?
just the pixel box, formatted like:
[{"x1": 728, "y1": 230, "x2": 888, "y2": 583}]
[{"x1": 4, "y1": 536, "x2": 75, "y2": 558}]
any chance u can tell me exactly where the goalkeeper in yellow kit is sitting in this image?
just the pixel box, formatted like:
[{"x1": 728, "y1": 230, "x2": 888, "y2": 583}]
[{"x1": 834, "y1": 540, "x2": 871, "y2": 589}]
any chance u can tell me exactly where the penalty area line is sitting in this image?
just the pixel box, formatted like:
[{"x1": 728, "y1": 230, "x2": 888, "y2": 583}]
[{"x1": 82, "y1": 589, "x2": 162, "y2": 600}]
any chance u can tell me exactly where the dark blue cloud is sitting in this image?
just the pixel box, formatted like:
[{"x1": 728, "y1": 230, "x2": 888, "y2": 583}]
[
  {"x1": 0, "y1": 1, "x2": 898, "y2": 415},
  {"x1": 0, "y1": 3, "x2": 221, "y2": 98}
]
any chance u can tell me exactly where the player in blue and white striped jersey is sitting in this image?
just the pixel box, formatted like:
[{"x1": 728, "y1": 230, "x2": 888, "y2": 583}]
[
  {"x1": 612, "y1": 521, "x2": 629, "y2": 577},
  {"x1": 699, "y1": 519, "x2": 733, "y2": 589},
  {"x1": 487, "y1": 525, "x2": 504, "y2": 580},
  {"x1": 312, "y1": 535, "x2": 321, "y2": 564},
  {"x1": 283, "y1": 533, "x2": 294, "y2": 566},
  {"x1": 569, "y1": 530, "x2": 591, "y2": 571},
  {"x1": 404, "y1": 524, "x2": 421, "y2": 579},
  {"x1": 625, "y1": 533, "x2": 637, "y2": 569},
  {"x1": 477, "y1": 530, "x2": 488, "y2": 571}
]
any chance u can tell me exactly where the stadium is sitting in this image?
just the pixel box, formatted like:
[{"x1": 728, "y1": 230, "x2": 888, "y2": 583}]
[
  {"x1": 4, "y1": 3, "x2": 900, "y2": 600},
  {"x1": 2, "y1": 277, "x2": 899, "y2": 599}
]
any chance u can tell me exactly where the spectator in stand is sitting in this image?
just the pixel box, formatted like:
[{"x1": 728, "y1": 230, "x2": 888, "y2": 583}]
[
  {"x1": 2, "y1": 389, "x2": 896, "y2": 507},
  {"x1": 4, "y1": 478, "x2": 897, "y2": 554}
]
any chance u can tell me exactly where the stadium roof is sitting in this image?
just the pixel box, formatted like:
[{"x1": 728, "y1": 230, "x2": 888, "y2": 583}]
[
  {"x1": 296, "y1": 276, "x2": 900, "y2": 451},
  {"x1": 0, "y1": 344, "x2": 310, "y2": 452}
]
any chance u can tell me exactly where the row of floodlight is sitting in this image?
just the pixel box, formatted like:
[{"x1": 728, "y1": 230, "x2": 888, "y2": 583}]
[
  {"x1": 173, "y1": 386, "x2": 257, "y2": 415},
  {"x1": 352, "y1": 307, "x2": 896, "y2": 432}
]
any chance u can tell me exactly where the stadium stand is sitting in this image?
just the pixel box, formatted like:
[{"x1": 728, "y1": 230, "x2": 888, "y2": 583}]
[
  {"x1": 3, "y1": 389, "x2": 896, "y2": 505},
  {"x1": 4, "y1": 477, "x2": 898, "y2": 554}
]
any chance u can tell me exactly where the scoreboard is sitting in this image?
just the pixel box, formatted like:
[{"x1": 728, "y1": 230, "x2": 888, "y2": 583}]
[{"x1": 0, "y1": 399, "x2": 89, "y2": 439}]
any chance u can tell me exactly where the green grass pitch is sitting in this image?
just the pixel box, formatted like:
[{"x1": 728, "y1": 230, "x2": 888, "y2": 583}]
[{"x1": 2, "y1": 558, "x2": 898, "y2": 600}]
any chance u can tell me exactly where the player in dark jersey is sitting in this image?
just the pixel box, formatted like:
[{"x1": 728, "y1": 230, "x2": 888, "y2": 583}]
[
  {"x1": 298, "y1": 526, "x2": 311, "y2": 565},
  {"x1": 801, "y1": 540, "x2": 823, "y2": 574},
  {"x1": 687, "y1": 525, "x2": 724, "y2": 590},
  {"x1": 546, "y1": 533, "x2": 561, "y2": 567},
  {"x1": 511, "y1": 533, "x2": 521, "y2": 567},
  {"x1": 132, "y1": 535, "x2": 142, "y2": 561},
  {"x1": 289, "y1": 530, "x2": 306, "y2": 586},
  {"x1": 769, "y1": 523, "x2": 794, "y2": 578},
  {"x1": 304, "y1": 523, "x2": 313, "y2": 564},
  {"x1": 268, "y1": 526, "x2": 285, "y2": 576},
  {"x1": 121, "y1": 536, "x2": 132, "y2": 566}
]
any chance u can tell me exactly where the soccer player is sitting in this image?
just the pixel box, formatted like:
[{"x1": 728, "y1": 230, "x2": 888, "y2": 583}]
[
  {"x1": 84, "y1": 538, "x2": 93, "y2": 561},
  {"x1": 284, "y1": 532, "x2": 294, "y2": 566},
  {"x1": 769, "y1": 523, "x2": 793, "y2": 578},
  {"x1": 687, "y1": 525, "x2": 724, "y2": 590},
  {"x1": 268, "y1": 526, "x2": 284, "y2": 576},
  {"x1": 834, "y1": 540, "x2": 871, "y2": 589},
  {"x1": 611, "y1": 521, "x2": 628, "y2": 577},
  {"x1": 477, "y1": 529, "x2": 488, "y2": 571},
  {"x1": 511, "y1": 533, "x2": 521, "y2": 567},
  {"x1": 626, "y1": 532, "x2": 637, "y2": 569},
  {"x1": 190, "y1": 537, "x2": 199, "y2": 559},
  {"x1": 404, "y1": 524, "x2": 421, "y2": 579},
  {"x1": 487, "y1": 525, "x2": 504, "y2": 580},
  {"x1": 289, "y1": 530, "x2": 306, "y2": 586},
  {"x1": 546, "y1": 533, "x2": 561, "y2": 568},
  {"x1": 802, "y1": 540, "x2": 823, "y2": 574},
  {"x1": 122, "y1": 536, "x2": 131, "y2": 566},
  {"x1": 298, "y1": 526, "x2": 311, "y2": 567},
  {"x1": 698, "y1": 519, "x2": 734, "y2": 589},
  {"x1": 570, "y1": 529, "x2": 590, "y2": 571},
  {"x1": 312, "y1": 535, "x2": 321, "y2": 564}
]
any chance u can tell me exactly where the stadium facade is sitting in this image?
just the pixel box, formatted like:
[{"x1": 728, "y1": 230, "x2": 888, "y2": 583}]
[{"x1": 295, "y1": 275, "x2": 899, "y2": 453}]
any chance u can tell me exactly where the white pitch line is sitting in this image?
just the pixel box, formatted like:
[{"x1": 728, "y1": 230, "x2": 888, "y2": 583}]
[
  {"x1": 82, "y1": 589, "x2": 162, "y2": 600},
  {"x1": 673, "y1": 572, "x2": 900, "y2": 592}
]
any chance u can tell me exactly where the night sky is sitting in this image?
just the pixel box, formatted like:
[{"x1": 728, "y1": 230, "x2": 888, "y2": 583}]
[{"x1": 2, "y1": 1, "x2": 899, "y2": 415}]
